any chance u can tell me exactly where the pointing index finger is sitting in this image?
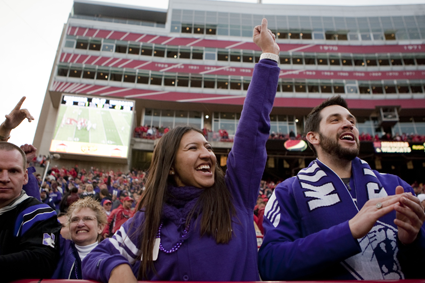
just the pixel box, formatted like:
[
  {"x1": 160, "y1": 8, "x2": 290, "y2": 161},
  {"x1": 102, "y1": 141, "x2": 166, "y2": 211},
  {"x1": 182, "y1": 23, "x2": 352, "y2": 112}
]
[{"x1": 14, "y1": 96, "x2": 26, "y2": 111}]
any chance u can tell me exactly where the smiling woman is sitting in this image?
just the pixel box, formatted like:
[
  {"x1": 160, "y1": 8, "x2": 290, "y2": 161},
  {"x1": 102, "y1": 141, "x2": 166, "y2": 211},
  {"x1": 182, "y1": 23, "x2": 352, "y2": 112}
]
[
  {"x1": 52, "y1": 198, "x2": 107, "y2": 279},
  {"x1": 83, "y1": 18, "x2": 281, "y2": 282}
]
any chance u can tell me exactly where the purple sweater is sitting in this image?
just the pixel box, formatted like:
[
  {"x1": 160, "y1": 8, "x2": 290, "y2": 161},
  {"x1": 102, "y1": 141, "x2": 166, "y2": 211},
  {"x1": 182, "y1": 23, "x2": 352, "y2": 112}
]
[{"x1": 82, "y1": 59, "x2": 280, "y2": 282}]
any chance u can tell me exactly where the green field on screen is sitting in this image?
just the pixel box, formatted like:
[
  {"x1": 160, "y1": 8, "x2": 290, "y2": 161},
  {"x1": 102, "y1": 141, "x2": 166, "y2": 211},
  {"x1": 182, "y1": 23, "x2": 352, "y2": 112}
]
[{"x1": 52, "y1": 105, "x2": 132, "y2": 146}]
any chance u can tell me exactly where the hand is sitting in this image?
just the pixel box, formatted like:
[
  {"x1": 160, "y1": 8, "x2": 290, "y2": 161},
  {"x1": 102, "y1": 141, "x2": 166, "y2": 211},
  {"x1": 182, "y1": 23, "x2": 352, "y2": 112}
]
[
  {"x1": 253, "y1": 18, "x2": 280, "y2": 55},
  {"x1": 349, "y1": 194, "x2": 403, "y2": 239},
  {"x1": 109, "y1": 264, "x2": 138, "y2": 283},
  {"x1": 3, "y1": 97, "x2": 34, "y2": 131},
  {"x1": 20, "y1": 144, "x2": 37, "y2": 168},
  {"x1": 394, "y1": 186, "x2": 425, "y2": 245}
]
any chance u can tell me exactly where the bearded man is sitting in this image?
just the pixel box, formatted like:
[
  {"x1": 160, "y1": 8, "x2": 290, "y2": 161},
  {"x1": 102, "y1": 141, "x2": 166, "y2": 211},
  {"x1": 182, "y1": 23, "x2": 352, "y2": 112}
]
[{"x1": 258, "y1": 96, "x2": 425, "y2": 280}]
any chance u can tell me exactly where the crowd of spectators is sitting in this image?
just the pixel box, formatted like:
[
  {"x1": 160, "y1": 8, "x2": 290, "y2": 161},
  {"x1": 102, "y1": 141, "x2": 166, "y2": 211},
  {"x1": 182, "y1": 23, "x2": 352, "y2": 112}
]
[{"x1": 359, "y1": 132, "x2": 425, "y2": 142}]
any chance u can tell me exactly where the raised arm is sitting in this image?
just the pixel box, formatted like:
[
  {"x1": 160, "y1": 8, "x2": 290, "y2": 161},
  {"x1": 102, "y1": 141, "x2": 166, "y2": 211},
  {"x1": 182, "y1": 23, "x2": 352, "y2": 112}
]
[
  {"x1": 225, "y1": 18, "x2": 280, "y2": 209},
  {"x1": 0, "y1": 96, "x2": 34, "y2": 141}
]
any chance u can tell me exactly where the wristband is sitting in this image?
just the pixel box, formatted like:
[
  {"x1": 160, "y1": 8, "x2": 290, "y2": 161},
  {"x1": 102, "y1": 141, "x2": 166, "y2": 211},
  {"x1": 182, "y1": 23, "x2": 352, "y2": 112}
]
[{"x1": 260, "y1": 53, "x2": 279, "y2": 63}]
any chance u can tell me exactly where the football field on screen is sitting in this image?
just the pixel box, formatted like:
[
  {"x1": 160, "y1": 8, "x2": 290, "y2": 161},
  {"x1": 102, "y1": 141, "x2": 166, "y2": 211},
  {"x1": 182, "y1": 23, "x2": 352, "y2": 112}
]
[{"x1": 53, "y1": 105, "x2": 132, "y2": 146}]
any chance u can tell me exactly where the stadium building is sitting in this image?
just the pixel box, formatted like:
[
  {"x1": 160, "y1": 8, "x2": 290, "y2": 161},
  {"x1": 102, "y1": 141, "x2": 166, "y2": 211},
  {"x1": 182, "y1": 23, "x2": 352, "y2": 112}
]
[{"x1": 34, "y1": 0, "x2": 425, "y2": 182}]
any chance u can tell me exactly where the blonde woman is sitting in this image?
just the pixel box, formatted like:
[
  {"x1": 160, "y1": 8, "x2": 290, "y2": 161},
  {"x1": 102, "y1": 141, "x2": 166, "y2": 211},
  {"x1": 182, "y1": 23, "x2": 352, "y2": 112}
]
[{"x1": 52, "y1": 198, "x2": 107, "y2": 279}]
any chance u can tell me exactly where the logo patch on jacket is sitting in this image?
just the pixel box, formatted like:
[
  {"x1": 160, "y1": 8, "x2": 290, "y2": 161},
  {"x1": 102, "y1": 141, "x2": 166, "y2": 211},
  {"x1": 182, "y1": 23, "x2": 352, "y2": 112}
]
[{"x1": 43, "y1": 233, "x2": 55, "y2": 248}]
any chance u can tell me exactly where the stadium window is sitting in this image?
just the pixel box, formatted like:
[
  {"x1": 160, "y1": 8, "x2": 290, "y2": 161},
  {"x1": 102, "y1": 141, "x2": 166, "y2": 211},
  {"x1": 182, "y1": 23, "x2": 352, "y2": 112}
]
[
  {"x1": 194, "y1": 25, "x2": 204, "y2": 34},
  {"x1": 277, "y1": 31, "x2": 288, "y2": 39},
  {"x1": 154, "y1": 46, "x2": 165, "y2": 57},
  {"x1": 89, "y1": 40, "x2": 101, "y2": 51},
  {"x1": 115, "y1": 45, "x2": 127, "y2": 53},
  {"x1": 384, "y1": 84, "x2": 397, "y2": 94},
  {"x1": 76, "y1": 40, "x2": 88, "y2": 50},
  {"x1": 282, "y1": 82, "x2": 293, "y2": 92},
  {"x1": 171, "y1": 23, "x2": 181, "y2": 33},
  {"x1": 69, "y1": 68, "x2": 82, "y2": 78},
  {"x1": 361, "y1": 33, "x2": 372, "y2": 41},
  {"x1": 348, "y1": 33, "x2": 359, "y2": 41},
  {"x1": 317, "y1": 57, "x2": 328, "y2": 66},
  {"x1": 177, "y1": 76, "x2": 189, "y2": 87},
  {"x1": 124, "y1": 73, "x2": 136, "y2": 83},
  {"x1": 164, "y1": 74, "x2": 176, "y2": 86},
  {"x1": 204, "y1": 50, "x2": 216, "y2": 60},
  {"x1": 182, "y1": 24, "x2": 192, "y2": 33},
  {"x1": 128, "y1": 45, "x2": 140, "y2": 55},
  {"x1": 313, "y1": 32, "x2": 325, "y2": 40},
  {"x1": 82, "y1": 69, "x2": 96, "y2": 79},
  {"x1": 416, "y1": 56, "x2": 425, "y2": 65},
  {"x1": 397, "y1": 85, "x2": 410, "y2": 94},
  {"x1": 203, "y1": 76, "x2": 215, "y2": 88},
  {"x1": 307, "y1": 83, "x2": 319, "y2": 93},
  {"x1": 333, "y1": 84, "x2": 345, "y2": 94},
  {"x1": 276, "y1": 81, "x2": 281, "y2": 92},
  {"x1": 230, "y1": 52, "x2": 241, "y2": 62},
  {"x1": 390, "y1": 57, "x2": 403, "y2": 66},
  {"x1": 206, "y1": 25, "x2": 217, "y2": 35},
  {"x1": 217, "y1": 77, "x2": 229, "y2": 89},
  {"x1": 345, "y1": 85, "x2": 358, "y2": 94},
  {"x1": 403, "y1": 57, "x2": 415, "y2": 65},
  {"x1": 218, "y1": 50, "x2": 229, "y2": 61},
  {"x1": 192, "y1": 48, "x2": 203, "y2": 60},
  {"x1": 110, "y1": 71, "x2": 123, "y2": 82},
  {"x1": 230, "y1": 79, "x2": 242, "y2": 90},
  {"x1": 353, "y1": 56, "x2": 365, "y2": 67},
  {"x1": 329, "y1": 56, "x2": 340, "y2": 66},
  {"x1": 141, "y1": 45, "x2": 153, "y2": 56},
  {"x1": 242, "y1": 51, "x2": 253, "y2": 63},
  {"x1": 359, "y1": 83, "x2": 370, "y2": 94},
  {"x1": 243, "y1": 79, "x2": 250, "y2": 91},
  {"x1": 337, "y1": 33, "x2": 348, "y2": 41},
  {"x1": 378, "y1": 57, "x2": 390, "y2": 66},
  {"x1": 384, "y1": 32, "x2": 396, "y2": 40},
  {"x1": 304, "y1": 55, "x2": 316, "y2": 65},
  {"x1": 290, "y1": 32, "x2": 301, "y2": 39},
  {"x1": 96, "y1": 69, "x2": 109, "y2": 80},
  {"x1": 280, "y1": 55, "x2": 291, "y2": 65},
  {"x1": 373, "y1": 33, "x2": 384, "y2": 40},
  {"x1": 292, "y1": 55, "x2": 303, "y2": 65},
  {"x1": 371, "y1": 85, "x2": 384, "y2": 94},
  {"x1": 366, "y1": 57, "x2": 378, "y2": 66},
  {"x1": 167, "y1": 47, "x2": 179, "y2": 59},
  {"x1": 137, "y1": 73, "x2": 149, "y2": 84},
  {"x1": 102, "y1": 43, "x2": 114, "y2": 52},
  {"x1": 325, "y1": 32, "x2": 338, "y2": 40},
  {"x1": 341, "y1": 56, "x2": 353, "y2": 66},
  {"x1": 294, "y1": 82, "x2": 306, "y2": 92},
  {"x1": 57, "y1": 66, "x2": 69, "y2": 77},
  {"x1": 190, "y1": 75, "x2": 202, "y2": 88},
  {"x1": 65, "y1": 40, "x2": 75, "y2": 48},
  {"x1": 150, "y1": 73, "x2": 163, "y2": 85},
  {"x1": 320, "y1": 84, "x2": 332, "y2": 93},
  {"x1": 254, "y1": 52, "x2": 261, "y2": 63},
  {"x1": 301, "y1": 32, "x2": 312, "y2": 40},
  {"x1": 410, "y1": 84, "x2": 423, "y2": 93},
  {"x1": 179, "y1": 48, "x2": 191, "y2": 59}
]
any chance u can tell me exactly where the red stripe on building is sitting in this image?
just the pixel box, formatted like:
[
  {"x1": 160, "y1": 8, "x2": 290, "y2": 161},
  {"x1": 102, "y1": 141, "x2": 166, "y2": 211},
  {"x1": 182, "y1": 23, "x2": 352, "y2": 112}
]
[
  {"x1": 107, "y1": 31, "x2": 128, "y2": 40},
  {"x1": 74, "y1": 54, "x2": 90, "y2": 64},
  {"x1": 75, "y1": 28, "x2": 88, "y2": 36}
]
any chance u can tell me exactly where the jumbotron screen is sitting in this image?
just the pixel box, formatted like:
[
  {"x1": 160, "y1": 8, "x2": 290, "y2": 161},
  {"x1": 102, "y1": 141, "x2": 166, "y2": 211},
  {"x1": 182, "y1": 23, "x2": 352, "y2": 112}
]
[{"x1": 50, "y1": 95, "x2": 134, "y2": 159}]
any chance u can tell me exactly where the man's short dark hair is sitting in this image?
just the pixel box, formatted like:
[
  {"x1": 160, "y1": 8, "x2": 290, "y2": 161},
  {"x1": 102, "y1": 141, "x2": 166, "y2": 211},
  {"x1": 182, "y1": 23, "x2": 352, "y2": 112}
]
[
  {"x1": 0, "y1": 142, "x2": 27, "y2": 170},
  {"x1": 304, "y1": 96, "x2": 348, "y2": 155}
]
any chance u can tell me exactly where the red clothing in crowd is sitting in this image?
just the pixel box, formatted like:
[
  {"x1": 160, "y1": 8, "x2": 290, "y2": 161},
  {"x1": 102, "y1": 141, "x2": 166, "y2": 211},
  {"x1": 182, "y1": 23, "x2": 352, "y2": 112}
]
[{"x1": 103, "y1": 205, "x2": 132, "y2": 236}]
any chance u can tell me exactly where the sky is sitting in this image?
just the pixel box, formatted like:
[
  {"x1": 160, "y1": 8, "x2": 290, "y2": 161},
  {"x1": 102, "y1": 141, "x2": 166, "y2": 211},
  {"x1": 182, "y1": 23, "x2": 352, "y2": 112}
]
[{"x1": 1, "y1": 0, "x2": 424, "y2": 147}]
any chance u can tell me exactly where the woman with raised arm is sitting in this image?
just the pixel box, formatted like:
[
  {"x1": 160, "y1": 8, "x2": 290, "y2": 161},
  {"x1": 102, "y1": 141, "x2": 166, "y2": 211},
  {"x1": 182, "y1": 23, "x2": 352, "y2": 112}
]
[{"x1": 83, "y1": 18, "x2": 280, "y2": 282}]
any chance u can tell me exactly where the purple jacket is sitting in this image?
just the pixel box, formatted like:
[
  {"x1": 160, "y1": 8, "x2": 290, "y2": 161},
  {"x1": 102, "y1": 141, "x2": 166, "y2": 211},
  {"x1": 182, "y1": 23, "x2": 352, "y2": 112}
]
[
  {"x1": 23, "y1": 166, "x2": 41, "y2": 201},
  {"x1": 82, "y1": 59, "x2": 280, "y2": 281}
]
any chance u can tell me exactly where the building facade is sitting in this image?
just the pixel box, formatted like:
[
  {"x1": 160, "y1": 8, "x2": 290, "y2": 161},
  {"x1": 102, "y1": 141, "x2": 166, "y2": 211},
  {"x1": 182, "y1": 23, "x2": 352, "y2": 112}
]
[{"x1": 34, "y1": 0, "x2": 425, "y2": 182}]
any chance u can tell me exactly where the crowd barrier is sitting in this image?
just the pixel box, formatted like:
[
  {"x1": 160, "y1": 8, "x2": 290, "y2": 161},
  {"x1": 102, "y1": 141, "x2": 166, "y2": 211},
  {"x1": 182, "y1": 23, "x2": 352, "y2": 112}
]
[{"x1": 12, "y1": 279, "x2": 425, "y2": 283}]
